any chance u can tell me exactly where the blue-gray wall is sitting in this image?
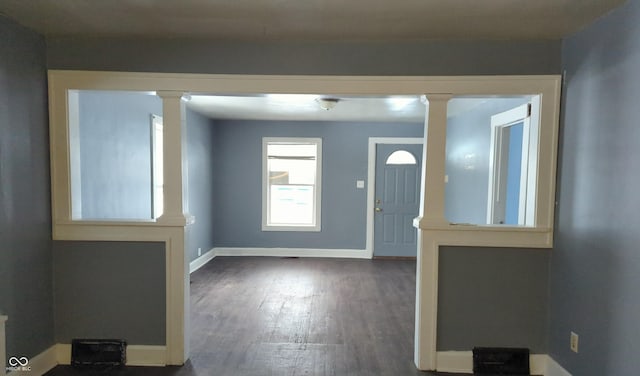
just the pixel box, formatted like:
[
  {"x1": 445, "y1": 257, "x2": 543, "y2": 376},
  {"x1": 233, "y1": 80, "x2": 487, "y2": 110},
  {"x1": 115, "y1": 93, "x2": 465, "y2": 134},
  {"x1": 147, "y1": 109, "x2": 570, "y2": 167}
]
[
  {"x1": 78, "y1": 91, "x2": 162, "y2": 220},
  {"x1": 53, "y1": 241, "x2": 166, "y2": 345},
  {"x1": 445, "y1": 98, "x2": 529, "y2": 224},
  {"x1": 0, "y1": 15, "x2": 55, "y2": 359},
  {"x1": 186, "y1": 109, "x2": 217, "y2": 262},
  {"x1": 551, "y1": 1, "x2": 640, "y2": 374},
  {"x1": 46, "y1": 38, "x2": 561, "y2": 76},
  {"x1": 212, "y1": 120, "x2": 423, "y2": 250},
  {"x1": 0, "y1": 16, "x2": 570, "y2": 359}
]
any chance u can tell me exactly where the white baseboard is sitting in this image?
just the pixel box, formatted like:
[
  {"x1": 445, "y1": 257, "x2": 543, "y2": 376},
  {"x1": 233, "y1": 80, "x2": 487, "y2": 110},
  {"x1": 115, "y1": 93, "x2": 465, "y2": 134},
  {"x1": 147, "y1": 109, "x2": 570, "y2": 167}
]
[
  {"x1": 6, "y1": 345, "x2": 58, "y2": 375},
  {"x1": 546, "y1": 355, "x2": 572, "y2": 376},
  {"x1": 53, "y1": 343, "x2": 166, "y2": 367},
  {"x1": 189, "y1": 247, "x2": 370, "y2": 274},
  {"x1": 189, "y1": 248, "x2": 216, "y2": 273},
  {"x1": 126, "y1": 345, "x2": 167, "y2": 366},
  {"x1": 213, "y1": 247, "x2": 370, "y2": 259},
  {"x1": 55, "y1": 344, "x2": 71, "y2": 365},
  {"x1": 435, "y1": 351, "x2": 551, "y2": 375},
  {"x1": 530, "y1": 355, "x2": 549, "y2": 375},
  {"x1": 436, "y1": 351, "x2": 473, "y2": 373}
]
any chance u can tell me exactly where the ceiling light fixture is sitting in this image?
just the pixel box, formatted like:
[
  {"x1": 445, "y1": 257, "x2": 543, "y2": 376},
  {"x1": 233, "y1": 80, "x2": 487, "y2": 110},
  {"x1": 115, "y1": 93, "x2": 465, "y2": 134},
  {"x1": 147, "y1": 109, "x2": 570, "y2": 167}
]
[{"x1": 316, "y1": 97, "x2": 340, "y2": 111}]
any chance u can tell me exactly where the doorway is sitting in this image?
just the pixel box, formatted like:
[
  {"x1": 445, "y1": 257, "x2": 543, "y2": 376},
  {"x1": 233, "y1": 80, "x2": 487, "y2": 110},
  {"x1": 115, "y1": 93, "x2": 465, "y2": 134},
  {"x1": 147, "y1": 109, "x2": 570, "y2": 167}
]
[
  {"x1": 487, "y1": 103, "x2": 533, "y2": 226},
  {"x1": 366, "y1": 138, "x2": 423, "y2": 258}
]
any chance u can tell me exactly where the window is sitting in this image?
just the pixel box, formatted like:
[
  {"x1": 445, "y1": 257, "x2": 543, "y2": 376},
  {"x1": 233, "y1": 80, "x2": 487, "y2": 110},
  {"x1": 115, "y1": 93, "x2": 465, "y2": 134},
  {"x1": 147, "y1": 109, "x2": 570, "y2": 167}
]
[
  {"x1": 67, "y1": 89, "x2": 163, "y2": 220},
  {"x1": 262, "y1": 138, "x2": 322, "y2": 231},
  {"x1": 386, "y1": 150, "x2": 418, "y2": 165},
  {"x1": 444, "y1": 95, "x2": 540, "y2": 226}
]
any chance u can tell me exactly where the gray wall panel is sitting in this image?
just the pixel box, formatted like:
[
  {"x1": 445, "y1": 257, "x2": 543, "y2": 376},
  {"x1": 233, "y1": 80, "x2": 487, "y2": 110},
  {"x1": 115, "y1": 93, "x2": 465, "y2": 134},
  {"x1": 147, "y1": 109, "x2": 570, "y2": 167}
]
[
  {"x1": 46, "y1": 38, "x2": 561, "y2": 76},
  {"x1": 213, "y1": 120, "x2": 423, "y2": 249},
  {"x1": 551, "y1": 1, "x2": 640, "y2": 374},
  {"x1": 0, "y1": 15, "x2": 55, "y2": 359},
  {"x1": 53, "y1": 241, "x2": 166, "y2": 345},
  {"x1": 437, "y1": 247, "x2": 549, "y2": 352}
]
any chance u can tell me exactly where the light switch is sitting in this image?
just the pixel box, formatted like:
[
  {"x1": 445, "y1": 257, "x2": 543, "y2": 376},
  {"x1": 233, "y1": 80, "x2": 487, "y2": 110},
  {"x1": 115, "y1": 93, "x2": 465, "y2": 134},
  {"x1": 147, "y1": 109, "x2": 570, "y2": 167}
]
[{"x1": 356, "y1": 180, "x2": 365, "y2": 189}]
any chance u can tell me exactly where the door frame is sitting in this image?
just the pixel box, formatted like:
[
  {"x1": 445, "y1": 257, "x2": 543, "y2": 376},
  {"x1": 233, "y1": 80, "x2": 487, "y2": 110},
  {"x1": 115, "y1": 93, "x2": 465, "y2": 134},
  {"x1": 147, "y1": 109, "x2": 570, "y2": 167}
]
[
  {"x1": 487, "y1": 98, "x2": 540, "y2": 226},
  {"x1": 366, "y1": 137, "x2": 424, "y2": 259}
]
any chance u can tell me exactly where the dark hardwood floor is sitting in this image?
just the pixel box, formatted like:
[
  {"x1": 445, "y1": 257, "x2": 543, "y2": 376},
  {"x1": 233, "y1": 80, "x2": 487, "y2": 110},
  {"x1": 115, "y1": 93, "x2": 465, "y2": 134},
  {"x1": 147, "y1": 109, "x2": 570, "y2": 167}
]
[{"x1": 47, "y1": 257, "x2": 459, "y2": 376}]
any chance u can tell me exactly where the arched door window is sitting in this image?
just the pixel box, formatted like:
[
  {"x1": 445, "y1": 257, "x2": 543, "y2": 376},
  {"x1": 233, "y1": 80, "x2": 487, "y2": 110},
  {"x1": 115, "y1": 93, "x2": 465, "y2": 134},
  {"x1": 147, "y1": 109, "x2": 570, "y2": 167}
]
[{"x1": 385, "y1": 150, "x2": 417, "y2": 165}]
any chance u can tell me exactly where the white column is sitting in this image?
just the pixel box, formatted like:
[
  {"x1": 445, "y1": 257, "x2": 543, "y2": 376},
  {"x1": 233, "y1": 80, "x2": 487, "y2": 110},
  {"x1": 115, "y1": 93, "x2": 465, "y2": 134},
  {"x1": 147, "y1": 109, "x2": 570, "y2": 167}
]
[
  {"x1": 156, "y1": 91, "x2": 190, "y2": 226},
  {"x1": 414, "y1": 94, "x2": 451, "y2": 371},
  {"x1": 156, "y1": 91, "x2": 190, "y2": 364},
  {"x1": 417, "y1": 94, "x2": 451, "y2": 228}
]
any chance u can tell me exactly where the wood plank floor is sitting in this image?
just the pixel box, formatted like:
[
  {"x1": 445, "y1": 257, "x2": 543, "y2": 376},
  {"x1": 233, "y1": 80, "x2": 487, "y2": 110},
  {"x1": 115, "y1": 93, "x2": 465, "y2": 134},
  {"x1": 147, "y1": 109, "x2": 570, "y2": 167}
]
[{"x1": 47, "y1": 257, "x2": 459, "y2": 376}]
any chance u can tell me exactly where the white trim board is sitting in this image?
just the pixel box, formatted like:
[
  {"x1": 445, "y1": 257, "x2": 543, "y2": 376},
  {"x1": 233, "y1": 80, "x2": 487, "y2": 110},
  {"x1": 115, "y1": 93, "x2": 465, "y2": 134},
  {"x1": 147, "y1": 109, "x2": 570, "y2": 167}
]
[
  {"x1": 435, "y1": 351, "x2": 553, "y2": 375},
  {"x1": 366, "y1": 137, "x2": 424, "y2": 259},
  {"x1": 214, "y1": 247, "x2": 369, "y2": 259},
  {"x1": 546, "y1": 356, "x2": 573, "y2": 376},
  {"x1": 189, "y1": 247, "x2": 370, "y2": 274},
  {"x1": 6, "y1": 345, "x2": 58, "y2": 376},
  {"x1": 189, "y1": 248, "x2": 216, "y2": 273}
]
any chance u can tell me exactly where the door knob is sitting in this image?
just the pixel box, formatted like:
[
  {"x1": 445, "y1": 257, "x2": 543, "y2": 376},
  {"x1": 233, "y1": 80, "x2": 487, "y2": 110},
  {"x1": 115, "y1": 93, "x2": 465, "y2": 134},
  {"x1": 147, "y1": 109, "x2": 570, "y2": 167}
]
[{"x1": 375, "y1": 207, "x2": 383, "y2": 212}]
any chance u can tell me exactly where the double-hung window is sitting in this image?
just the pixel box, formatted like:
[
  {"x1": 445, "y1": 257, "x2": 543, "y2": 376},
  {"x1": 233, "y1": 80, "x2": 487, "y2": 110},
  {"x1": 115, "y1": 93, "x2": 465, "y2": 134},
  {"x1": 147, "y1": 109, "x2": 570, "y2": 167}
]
[{"x1": 262, "y1": 138, "x2": 322, "y2": 231}]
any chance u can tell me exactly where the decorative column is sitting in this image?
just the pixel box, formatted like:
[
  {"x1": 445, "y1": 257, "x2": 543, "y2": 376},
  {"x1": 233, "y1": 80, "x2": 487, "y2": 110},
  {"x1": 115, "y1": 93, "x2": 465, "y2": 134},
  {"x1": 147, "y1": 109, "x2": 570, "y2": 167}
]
[
  {"x1": 157, "y1": 91, "x2": 190, "y2": 225},
  {"x1": 417, "y1": 94, "x2": 451, "y2": 228},
  {"x1": 414, "y1": 94, "x2": 451, "y2": 370},
  {"x1": 156, "y1": 91, "x2": 191, "y2": 365}
]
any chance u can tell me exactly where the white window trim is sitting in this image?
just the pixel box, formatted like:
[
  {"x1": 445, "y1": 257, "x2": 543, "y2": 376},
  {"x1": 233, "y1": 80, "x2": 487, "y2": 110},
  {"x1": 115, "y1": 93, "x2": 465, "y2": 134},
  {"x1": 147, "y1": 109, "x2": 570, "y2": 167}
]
[{"x1": 261, "y1": 137, "x2": 322, "y2": 232}]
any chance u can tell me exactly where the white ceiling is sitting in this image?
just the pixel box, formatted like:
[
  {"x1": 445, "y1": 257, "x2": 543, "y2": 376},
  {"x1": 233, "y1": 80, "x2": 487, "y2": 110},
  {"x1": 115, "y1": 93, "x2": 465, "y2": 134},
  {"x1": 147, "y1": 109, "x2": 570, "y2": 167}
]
[
  {"x1": 187, "y1": 95, "x2": 425, "y2": 123},
  {"x1": 186, "y1": 94, "x2": 497, "y2": 123},
  {"x1": 0, "y1": 0, "x2": 624, "y2": 40}
]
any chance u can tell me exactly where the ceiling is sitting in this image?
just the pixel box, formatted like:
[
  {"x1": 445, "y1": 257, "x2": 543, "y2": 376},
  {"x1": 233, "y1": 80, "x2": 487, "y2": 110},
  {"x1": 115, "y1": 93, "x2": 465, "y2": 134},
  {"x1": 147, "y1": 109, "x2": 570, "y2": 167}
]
[
  {"x1": 185, "y1": 94, "x2": 500, "y2": 123},
  {"x1": 0, "y1": 0, "x2": 621, "y2": 122},
  {"x1": 187, "y1": 95, "x2": 425, "y2": 123},
  {"x1": 0, "y1": 0, "x2": 624, "y2": 40}
]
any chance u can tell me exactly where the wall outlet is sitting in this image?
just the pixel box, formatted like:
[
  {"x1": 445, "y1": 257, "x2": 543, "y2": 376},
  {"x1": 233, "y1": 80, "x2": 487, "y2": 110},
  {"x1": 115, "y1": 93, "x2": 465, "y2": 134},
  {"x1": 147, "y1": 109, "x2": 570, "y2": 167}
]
[
  {"x1": 197, "y1": 247, "x2": 202, "y2": 257},
  {"x1": 570, "y1": 331, "x2": 579, "y2": 353}
]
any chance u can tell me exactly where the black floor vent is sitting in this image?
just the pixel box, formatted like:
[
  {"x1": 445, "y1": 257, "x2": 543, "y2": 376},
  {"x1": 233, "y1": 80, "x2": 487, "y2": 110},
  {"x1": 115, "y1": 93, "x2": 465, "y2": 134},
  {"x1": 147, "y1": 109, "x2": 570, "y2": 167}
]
[
  {"x1": 473, "y1": 347, "x2": 529, "y2": 375},
  {"x1": 71, "y1": 339, "x2": 126, "y2": 367}
]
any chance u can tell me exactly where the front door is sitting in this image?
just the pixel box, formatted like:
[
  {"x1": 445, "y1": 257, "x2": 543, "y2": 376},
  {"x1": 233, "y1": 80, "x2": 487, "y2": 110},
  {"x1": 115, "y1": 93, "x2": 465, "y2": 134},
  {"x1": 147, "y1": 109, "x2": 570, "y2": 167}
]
[{"x1": 374, "y1": 144, "x2": 423, "y2": 257}]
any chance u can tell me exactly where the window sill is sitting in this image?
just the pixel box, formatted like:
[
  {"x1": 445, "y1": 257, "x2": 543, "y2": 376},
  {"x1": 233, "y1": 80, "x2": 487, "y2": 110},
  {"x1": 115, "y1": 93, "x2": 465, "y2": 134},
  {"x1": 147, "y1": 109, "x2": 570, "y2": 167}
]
[
  {"x1": 261, "y1": 225, "x2": 321, "y2": 232},
  {"x1": 412, "y1": 217, "x2": 553, "y2": 248}
]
